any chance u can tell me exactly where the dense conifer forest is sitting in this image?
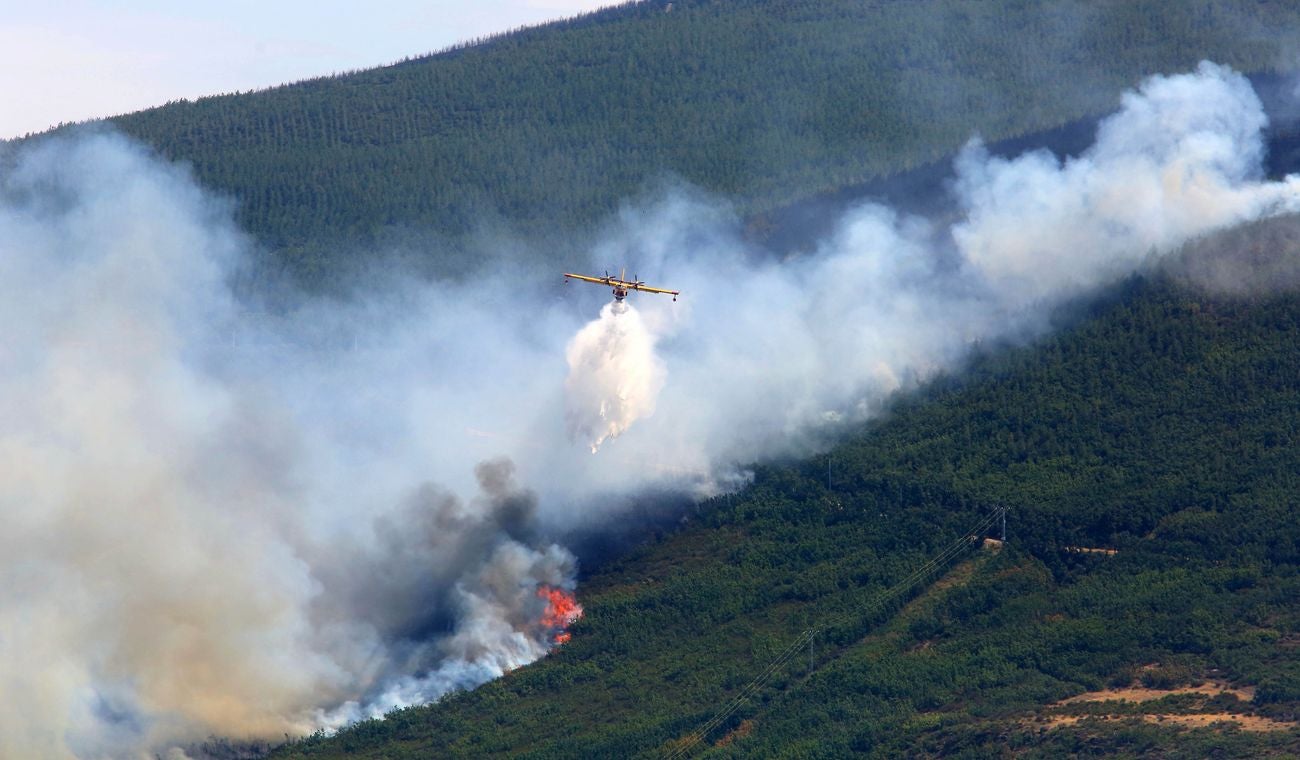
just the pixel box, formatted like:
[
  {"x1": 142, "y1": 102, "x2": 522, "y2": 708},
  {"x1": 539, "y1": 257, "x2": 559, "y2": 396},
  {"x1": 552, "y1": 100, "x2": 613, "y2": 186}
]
[{"x1": 76, "y1": 0, "x2": 1300, "y2": 282}]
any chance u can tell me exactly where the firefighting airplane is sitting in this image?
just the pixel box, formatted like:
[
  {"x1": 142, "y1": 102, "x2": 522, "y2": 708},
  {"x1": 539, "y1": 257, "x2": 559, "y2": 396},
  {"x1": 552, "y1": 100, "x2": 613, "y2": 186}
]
[{"x1": 563, "y1": 269, "x2": 679, "y2": 302}]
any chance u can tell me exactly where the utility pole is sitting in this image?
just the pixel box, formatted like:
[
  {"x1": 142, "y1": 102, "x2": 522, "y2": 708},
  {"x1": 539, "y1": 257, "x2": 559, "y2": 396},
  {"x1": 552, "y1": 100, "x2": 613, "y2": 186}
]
[{"x1": 1000, "y1": 506, "x2": 1007, "y2": 543}]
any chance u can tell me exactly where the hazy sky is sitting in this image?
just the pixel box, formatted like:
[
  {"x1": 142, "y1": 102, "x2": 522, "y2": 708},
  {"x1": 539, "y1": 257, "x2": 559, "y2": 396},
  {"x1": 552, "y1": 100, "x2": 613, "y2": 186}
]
[{"x1": 0, "y1": 0, "x2": 616, "y2": 139}]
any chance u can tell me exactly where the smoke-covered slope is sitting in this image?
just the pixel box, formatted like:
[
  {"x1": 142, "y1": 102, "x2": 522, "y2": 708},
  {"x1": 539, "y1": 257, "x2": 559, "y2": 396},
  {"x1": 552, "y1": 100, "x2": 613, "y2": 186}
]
[
  {"x1": 61, "y1": 0, "x2": 1300, "y2": 282},
  {"x1": 7, "y1": 57, "x2": 1300, "y2": 758},
  {"x1": 271, "y1": 264, "x2": 1300, "y2": 758}
]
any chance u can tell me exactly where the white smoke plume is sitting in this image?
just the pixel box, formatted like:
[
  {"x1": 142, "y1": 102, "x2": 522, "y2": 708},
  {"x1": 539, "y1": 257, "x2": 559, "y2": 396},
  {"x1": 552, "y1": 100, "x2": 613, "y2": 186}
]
[
  {"x1": 564, "y1": 301, "x2": 666, "y2": 452},
  {"x1": 952, "y1": 60, "x2": 1295, "y2": 304},
  {"x1": 572, "y1": 61, "x2": 1300, "y2": 474},
  {"x1": 0, "y1": 61, "x2": 1298, "y2": 757}
]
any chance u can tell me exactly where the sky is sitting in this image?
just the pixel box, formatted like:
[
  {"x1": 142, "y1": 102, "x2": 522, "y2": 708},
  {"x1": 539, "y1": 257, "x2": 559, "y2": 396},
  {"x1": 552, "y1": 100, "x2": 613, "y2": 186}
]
[{"x1": 0, "y1": 0, "x2": 617, "y2": 140}]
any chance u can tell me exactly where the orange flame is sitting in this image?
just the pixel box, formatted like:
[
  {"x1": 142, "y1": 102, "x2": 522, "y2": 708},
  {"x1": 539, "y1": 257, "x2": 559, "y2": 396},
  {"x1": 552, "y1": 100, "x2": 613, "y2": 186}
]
[{"x1": 537, "y1": 585, "x2": 583, "y2": 646}]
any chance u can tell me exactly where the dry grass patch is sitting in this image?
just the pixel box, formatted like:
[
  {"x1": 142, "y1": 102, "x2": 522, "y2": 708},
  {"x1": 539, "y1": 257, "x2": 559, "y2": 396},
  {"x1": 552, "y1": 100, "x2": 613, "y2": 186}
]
[
  {"x1": 1059, "y1": 681, "x2": 1255, "y2": 705},
  {"x1": 715, "y1": 719, "x2": 755, "y2": 747},
  {"x1": 1027, "y1": 681, "x2": 1297, "y2": 734},
  {"x1": 1041, "y1": 713, "x2": 1296, "y2": 732}
]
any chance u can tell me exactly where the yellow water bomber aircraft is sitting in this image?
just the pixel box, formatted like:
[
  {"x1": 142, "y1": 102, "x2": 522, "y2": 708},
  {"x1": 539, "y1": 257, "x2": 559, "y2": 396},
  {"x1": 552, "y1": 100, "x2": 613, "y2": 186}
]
[{"x1": 563, "y1": 269, "x2": 679, "y2": 302}]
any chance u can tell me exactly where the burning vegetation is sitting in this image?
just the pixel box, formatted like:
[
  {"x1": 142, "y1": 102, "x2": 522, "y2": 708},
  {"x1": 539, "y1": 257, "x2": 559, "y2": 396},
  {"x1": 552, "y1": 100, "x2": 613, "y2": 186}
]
[{"x1": 537, "y1": 586, "x2": 583, "y2": 645}]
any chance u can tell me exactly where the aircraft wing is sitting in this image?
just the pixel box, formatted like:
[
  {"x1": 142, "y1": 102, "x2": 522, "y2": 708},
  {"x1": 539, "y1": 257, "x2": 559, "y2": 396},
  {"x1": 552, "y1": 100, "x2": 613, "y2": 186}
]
[
  {"x1": 630, "y1": 283, "x2": 680, "y2": 296},
  {"x1": 564, "y1": 272, "x2": 611, "y2": 285}
]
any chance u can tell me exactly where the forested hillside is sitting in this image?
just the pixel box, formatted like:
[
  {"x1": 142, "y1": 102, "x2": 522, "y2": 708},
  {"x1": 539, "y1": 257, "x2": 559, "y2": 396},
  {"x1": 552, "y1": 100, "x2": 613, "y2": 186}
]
[
  {"x1": 11, "y1": 2, "x2": 1296, "y2": 756},
  {"x1": 273, "y1": 226, "x2": 1300, "y2": 757},
  {"x1": 67, "y1": 0, "x2": 1300, "y2": 281}
]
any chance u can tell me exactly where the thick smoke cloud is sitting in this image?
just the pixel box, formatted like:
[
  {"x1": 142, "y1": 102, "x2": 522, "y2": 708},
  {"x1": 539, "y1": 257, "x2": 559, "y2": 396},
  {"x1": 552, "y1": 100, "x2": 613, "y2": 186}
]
[
  {"x1": 953, "y1": 61, "x2": 1294, "y2": 303},
  {"x1": 0, "y1": 137, "x2": 579, "y2": 758},
  {"x1": 1, "y1": 61, "x2": 1298, "y2": 757},
  {"x1": 590, "y1": 61, "x2": 1300, "y2": 472}
]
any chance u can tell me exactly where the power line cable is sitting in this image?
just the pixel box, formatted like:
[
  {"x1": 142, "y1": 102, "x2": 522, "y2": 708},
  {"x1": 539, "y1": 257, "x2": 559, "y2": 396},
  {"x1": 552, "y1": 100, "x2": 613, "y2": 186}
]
[{"x1": 664, "y1": 508, "x2": 1003, "y2": 759}]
